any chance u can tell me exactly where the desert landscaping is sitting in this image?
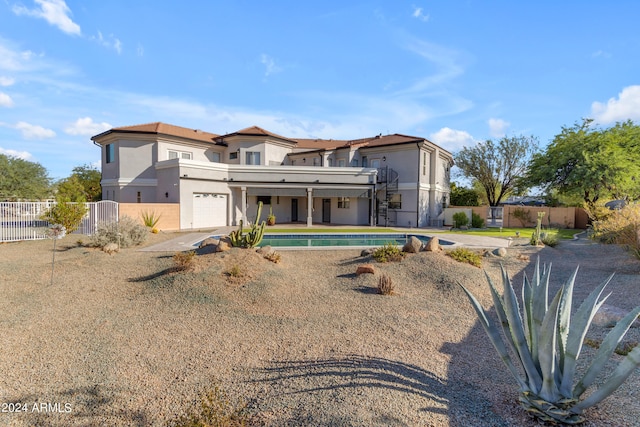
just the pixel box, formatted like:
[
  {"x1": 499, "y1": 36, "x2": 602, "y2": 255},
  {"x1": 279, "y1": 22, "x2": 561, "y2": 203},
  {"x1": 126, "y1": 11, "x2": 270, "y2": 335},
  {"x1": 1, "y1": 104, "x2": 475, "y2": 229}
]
[{"x1": 1, "y1": 231, "x2": 639, "y2": 426}]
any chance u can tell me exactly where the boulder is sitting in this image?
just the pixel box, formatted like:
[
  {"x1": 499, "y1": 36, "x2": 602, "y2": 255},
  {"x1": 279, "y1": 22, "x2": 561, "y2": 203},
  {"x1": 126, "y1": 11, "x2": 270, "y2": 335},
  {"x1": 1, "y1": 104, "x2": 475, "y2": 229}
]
[
  {"x1": 256, "y1": 245, "x2": 274, "y2": 255},
  {"x1": 403, "y1": 236, "x2": 422, "y2": 253},
  {"x1": 424, "y1": 237, "x2": 440, "y2": 252},
  {"x1": 199, "y1": 237, "x2": 219, "y2": 248},
  {"x1": 216, "y1": 240, "x2": 232, "y2": 252},
  {"x1": 360, "y1": 248, "x2": 375, "y2": 257},
  {"x1": 593, "y1": 304, "x2": 640, "y2": 328},
  {"x1": 103, "y1": 242, "x2": 119, "y2": 254},
  {"x1": 356, "y1": 264, "x2": 375, "y2": 276},
  {"x1": 493, "y1": 247, "x2": 507, "y2": 257}
]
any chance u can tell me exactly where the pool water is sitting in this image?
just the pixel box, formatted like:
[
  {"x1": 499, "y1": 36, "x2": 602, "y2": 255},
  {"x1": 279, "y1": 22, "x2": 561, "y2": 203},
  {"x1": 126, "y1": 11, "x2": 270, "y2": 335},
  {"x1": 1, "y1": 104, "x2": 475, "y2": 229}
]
[{"x1": 257, "y1": 233, "x2": 453, "y2": 248}]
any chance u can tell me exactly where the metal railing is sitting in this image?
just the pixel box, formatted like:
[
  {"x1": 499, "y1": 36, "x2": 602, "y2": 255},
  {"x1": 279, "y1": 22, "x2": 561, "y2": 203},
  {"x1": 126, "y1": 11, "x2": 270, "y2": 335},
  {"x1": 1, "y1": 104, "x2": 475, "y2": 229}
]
[{"x1": 0, "y1": 201, "x2": 119, "y2": 242}]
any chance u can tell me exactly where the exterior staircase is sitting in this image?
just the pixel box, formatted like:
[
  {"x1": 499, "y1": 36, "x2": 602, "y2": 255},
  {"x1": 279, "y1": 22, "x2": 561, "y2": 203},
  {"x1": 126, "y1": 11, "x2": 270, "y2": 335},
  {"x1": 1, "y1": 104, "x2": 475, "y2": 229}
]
[{"x1": 377, "y1": 166, "x2": 399, "y2": 227}]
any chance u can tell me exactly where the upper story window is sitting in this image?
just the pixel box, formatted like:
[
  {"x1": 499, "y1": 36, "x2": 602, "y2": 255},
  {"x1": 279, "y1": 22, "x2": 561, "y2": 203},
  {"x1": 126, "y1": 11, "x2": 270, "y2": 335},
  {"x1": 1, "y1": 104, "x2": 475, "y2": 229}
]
[
  {"x1": 423, "y1": 152, "x2": 427, "y2": 175},
  {"x1": 337, "y1": 159, "x2": 346, "y2": 167},
  {"x1": 106, "y1": 144, "x2": 115, "y2": 163},
  {"x1": 371, "y1": 159, "x2": 380, "y2": 168},
  {"x1": 168, "y1": 149, "x2": 192, "y2": 160},
  {"x1": 351, "y1": 158, "x2": 358, "y2": 167},
  {"x1": 246, "y1": 151, "x2": 261, "y2": 165},
  {"x1": 229, "y1": 152, "x2": 238, "y2": 160},
  {"x1": 211, "y1": 152, "x2": 221, "y2": 163},
  {"x1": 362, "y1": 156, "x2": 368, "y2": 167},
  {"x1": 327, "y1": 158, "x2": 333, "y2": 167},
  {"x1": 313, "y1": 157, "x2": 320, "y2": 166}
]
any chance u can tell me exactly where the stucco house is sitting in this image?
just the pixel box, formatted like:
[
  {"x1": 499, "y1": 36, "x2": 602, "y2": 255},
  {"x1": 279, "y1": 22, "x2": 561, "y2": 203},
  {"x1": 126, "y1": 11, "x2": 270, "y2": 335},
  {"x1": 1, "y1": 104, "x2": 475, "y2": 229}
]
[{"x1": 92, "y1": 122, "x2": 453, "y2": 229}]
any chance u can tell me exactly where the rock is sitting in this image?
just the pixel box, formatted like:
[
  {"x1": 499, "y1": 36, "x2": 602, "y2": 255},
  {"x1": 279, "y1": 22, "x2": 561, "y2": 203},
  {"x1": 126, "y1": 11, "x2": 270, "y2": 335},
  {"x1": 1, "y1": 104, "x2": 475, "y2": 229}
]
[
  {"x1": 424, "y1": 237, "x2": 440, "y2": 252},
  {"x1": 256, "y1": 245, "x2": 274, "y2": 255},
  {"x1": 356, "y1": 264, "x2": 375, "y2": 276},
  {"x1": 199, "y1": 237, "x2": 219, "y2": 248},
  {"x1": 360, "y1": 248, "x2": 374, "y2": 257},
  {"x1": 517, "y1": 253, "x2": 530, "y2": 262},
  {"x1": 593, "y1": 304, "x2": 640, "y2": 328},
  {"x1": 103, "y1": 242, "x2": 119, "y2": 254},
  {"x1": 493, "y1": 247, "x2": 507, "y2": 257},
  {"x1": 403, "y1": 236, "x2": 422, "y2": 253},
  {"x1": 216, "y1": 240, "x2": 232, "y2": 252}
]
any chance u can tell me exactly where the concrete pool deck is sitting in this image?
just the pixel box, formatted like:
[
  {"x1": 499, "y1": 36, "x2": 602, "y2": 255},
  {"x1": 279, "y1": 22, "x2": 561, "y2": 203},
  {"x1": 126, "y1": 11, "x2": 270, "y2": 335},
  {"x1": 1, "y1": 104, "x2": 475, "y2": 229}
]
[{"x1": 139, "y1": 226, "x2": 512, "y2": 252}]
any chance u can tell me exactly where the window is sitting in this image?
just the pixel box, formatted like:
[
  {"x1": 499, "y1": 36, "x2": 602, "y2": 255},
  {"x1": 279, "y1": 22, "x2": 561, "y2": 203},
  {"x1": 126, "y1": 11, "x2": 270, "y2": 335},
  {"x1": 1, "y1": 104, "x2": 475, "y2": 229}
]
[
  {"x1": 313, "y1": 157, "x2": 320, "y2": 166},
  {"x1": 106, "y1": 144, "x2": 115, "y2": 163},
  {"x1": 168, "y1": 150, "x2": 192, "y2": 160},
  {"x1": 246, "y1": 151, "x2": 261, "y2": 165},
  {"x1": 337, "y1": 159, "x2": 346, "y2": 167},
  {"x1": 291, "y1": 160, "x2": 296, "y2": 166},
  {"x1": 351, "y1": 158, "x2": 359, "y2": 167},
  {"x1": 229, "y1": 152, "x2": 238, "y2": 160},
  {"x1": 388, "y1": 193, "x2": 401, "y2": 209},
  {"x1": 371, "y1": 159, "x2": 380, "y2": 168},
  {"x1": 257, "y1": 196, "x2": 271, "y2": 205},
  {"x1": 328, "y1": 158, "x2": 333, "y2": 167},
  {"x1": 338, "y1": 197, "x2": 350, "y2": 209},
  {"x1": 137, "y1": 191, "x2": 142, "y2": 203},
  {"x1": 362, "y1": 156, "x2": 368, "y2": 167},
  {"x1": 423, "y1": 152, "x2": 427, "y2": 175},
  {"x1": 211, "y1": 152, "x2": 221, "y2": 163}
]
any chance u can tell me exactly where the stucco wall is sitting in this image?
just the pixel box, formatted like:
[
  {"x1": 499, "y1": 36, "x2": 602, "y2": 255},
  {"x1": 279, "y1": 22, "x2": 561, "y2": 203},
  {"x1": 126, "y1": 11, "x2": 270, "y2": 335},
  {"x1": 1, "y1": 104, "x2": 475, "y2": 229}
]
[{"x1": 119, "y1": 203, "x2": 180, "y2": 231}]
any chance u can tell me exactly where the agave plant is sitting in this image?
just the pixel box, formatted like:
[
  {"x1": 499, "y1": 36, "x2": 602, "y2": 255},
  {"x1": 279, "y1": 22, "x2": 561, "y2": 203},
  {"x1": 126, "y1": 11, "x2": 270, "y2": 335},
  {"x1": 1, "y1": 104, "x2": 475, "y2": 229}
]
[{"x1": 459, "y1": 259, "x2": 640, "y2": 424}]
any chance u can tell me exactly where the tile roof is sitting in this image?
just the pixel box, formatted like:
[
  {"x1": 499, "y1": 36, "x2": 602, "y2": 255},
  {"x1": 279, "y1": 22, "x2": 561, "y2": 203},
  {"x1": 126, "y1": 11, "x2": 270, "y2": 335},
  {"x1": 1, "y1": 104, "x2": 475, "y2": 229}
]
[
  {"x1": 216, "y1": 126, "x2": 298, "y2": 144},
  {"x1": 100, "y1": 122, "x2": 219, "y2": 144}
]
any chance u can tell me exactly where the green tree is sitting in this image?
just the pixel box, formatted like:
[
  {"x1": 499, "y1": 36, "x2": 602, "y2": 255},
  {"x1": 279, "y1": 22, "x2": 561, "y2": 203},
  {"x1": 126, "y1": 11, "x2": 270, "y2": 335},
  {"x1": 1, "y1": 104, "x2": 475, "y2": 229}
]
[
  {"x1": 0, "y1": 154, "x2": 51, "y2": 200},
  {"x1": 526, "y1": 119, "x2": 640, "y2": 215},
  {"x1": 56, "y1": 175, "x2": 87, "y2": 202},
  {"x1": 449, "y1": 182, "x2": 479, "y2": 206},
  {"x1": 69, "y1": 164, "x2": 102, "y2": 201},
  {"x1": 455, "y1": 135, "x2": 538, "y2": 206}
]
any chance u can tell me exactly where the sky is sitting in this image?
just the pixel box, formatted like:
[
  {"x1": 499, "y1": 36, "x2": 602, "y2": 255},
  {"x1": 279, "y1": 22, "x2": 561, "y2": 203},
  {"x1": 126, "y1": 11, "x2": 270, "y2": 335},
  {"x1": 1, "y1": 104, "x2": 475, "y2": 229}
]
[{"x1": 1, "y1": 1, "x2": 639, "y2": 181}]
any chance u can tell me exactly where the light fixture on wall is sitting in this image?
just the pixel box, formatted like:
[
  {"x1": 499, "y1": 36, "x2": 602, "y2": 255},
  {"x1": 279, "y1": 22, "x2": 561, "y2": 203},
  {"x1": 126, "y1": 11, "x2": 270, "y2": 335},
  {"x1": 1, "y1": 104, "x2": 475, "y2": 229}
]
[
  {"x1": 303, "y1": 158, "x2": 306, "y2": 163},
  {"x1": 382, "y1": 156, "x2": 386, "y2": 161},
  {"x1": 165, "y1": 192, "x2": 169, "y2": 198}
]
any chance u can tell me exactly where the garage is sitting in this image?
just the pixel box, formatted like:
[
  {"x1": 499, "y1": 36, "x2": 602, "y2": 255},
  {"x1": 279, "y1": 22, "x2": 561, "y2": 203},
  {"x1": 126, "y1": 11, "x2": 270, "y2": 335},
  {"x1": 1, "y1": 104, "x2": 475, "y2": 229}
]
[{"x1": 192, "y1": 193, "x2": 227, "y2": 228}]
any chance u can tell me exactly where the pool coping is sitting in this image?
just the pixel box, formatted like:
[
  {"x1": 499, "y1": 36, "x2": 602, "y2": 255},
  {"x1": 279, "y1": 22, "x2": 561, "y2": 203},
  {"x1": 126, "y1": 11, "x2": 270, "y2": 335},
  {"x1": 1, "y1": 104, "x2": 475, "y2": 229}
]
[{"x1": 139, "y1": 230, "x2": 510, "y2": 252}]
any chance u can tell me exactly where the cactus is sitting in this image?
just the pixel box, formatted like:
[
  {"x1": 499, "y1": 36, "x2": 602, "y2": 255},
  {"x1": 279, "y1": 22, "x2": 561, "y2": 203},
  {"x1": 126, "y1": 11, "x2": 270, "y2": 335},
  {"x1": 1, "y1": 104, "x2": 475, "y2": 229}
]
[
  {"x1": 459, "y1": 258, "x2": 640, "y2": 424},
  {"x1": 229, "y1": 202, "x2": 266, "y2": 248}
]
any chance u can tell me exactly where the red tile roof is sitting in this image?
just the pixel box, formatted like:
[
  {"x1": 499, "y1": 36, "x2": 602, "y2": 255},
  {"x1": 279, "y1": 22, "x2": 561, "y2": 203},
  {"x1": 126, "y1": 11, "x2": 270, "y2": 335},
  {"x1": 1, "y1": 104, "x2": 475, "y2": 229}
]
[
  {"x1": 95, "y1": 122, "x2": 219, "y2": 144},
  {"x1": 216, "y1": 126, "x2": 298, "y2": 144}
]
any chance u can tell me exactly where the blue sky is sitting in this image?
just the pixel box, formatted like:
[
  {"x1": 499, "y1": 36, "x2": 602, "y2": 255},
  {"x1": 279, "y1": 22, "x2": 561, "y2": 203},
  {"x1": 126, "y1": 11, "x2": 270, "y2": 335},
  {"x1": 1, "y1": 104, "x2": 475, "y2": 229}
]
[{"x1": 1, "y1": 1, "x2": 639, "y2": 181}]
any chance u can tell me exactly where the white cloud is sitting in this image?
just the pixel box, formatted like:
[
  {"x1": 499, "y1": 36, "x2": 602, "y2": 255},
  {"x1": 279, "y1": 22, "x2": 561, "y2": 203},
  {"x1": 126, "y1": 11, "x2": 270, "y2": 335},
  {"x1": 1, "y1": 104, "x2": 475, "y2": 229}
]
[
  {"x1": 91, "y1": 31, "x2": 122, "y2": 54},
  {"x1": 12, "y1": 0, "x2": 81, "y2": 36},
  {"x1": 0, "y1": 76, "x2": 15, "y2": 86},
  {"x1": 488, "y1": 118, "x2": 510, "y2": 137},
  {"x1": 412, "y1": 6, "x2": 430, "y2": 22},
  {"x1": 429, "y1": 127, "x2": 475, "y2": 152},
  {"x1": 65, "y1": 117, "x2": 112, "y2": 136},
  {"x1": 591, "y1": 50, "x2": 612, "y2": 59},
  {"x1": 591, "y1": 85, "x2": 640, "y2": 123},
  {"x1": 15, "y1": 121, "x2": 56, "y2": 139},
  {"x1": 0, "y1": 92, "x2": 14, "y2": 107},
  {"x1": 260, "y1": 54, "x2": 283, "y2": 77},
  {"x1": 0, "y1": 147, "x2": 33, "y2": 159}
]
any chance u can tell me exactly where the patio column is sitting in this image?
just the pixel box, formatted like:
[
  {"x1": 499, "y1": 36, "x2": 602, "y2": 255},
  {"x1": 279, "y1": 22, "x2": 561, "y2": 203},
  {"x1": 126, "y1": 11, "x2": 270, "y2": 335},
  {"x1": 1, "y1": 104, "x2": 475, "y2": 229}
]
[
  {"x1": 370, "y1": 185, "x2": 376, "y2": 227},
  {"x1": 241, "y1": 186, "x2": 247, "y2": 224},
  {"x1": 306, "y1": 188, "x2": 313, "y2": 227}
]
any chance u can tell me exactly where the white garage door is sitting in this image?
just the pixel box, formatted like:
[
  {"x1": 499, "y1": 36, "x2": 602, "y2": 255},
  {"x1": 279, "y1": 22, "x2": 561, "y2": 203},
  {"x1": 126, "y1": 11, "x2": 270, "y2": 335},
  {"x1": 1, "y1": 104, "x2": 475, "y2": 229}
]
[{"x1": 193, "y1": 193, "x2": 227, "y2": 228}]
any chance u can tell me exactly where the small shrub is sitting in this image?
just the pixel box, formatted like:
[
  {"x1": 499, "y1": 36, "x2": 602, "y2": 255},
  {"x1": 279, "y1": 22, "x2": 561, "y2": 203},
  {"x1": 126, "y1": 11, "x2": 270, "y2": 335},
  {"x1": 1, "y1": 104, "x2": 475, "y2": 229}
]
[
  {"x1": 540, "y1": 230, "x2": 559, "y2": 247},
  {"x1": 592, "y1": 204, "x2": 640, "y2": 258},
  {"x1": 90, "y1": 215, "x2": 147, "y2": 249},
  {"x1": 141, "y1": 210, "x2": 161, "y2": 228},
  {"x1": 372, "y1": 242, "x2": 404, "y2": 263},
  {"x1": 41, "y1": 200, "x2": 87, "y2": 233},
  {"x1": 173, "y1": 251, "x2": 196, "y2": 271},
  {"x1": 446, "y1": 247, "x2": 482, "y2": 267},
  {"x1": 452, "y1": 211, "x2": 469, "y2": 228},
  {"x1": 471, "y1": 212, "x2": 484, "y2": 228},
  {"x1": 227, "y1": 265, "x2": 243, "y2": 278},
  {"x1": 511, "y1": 207, "x2": 532, "y2": 227},
  {"x1": 264, "y1": 251, "x2": 281, "y2": 263},
  {"x1": 174, "y1": 385, "x2": 249, "y2": 427},
  {"x1": 377, "y1": 274, "x2": 395, "y2": 295}
]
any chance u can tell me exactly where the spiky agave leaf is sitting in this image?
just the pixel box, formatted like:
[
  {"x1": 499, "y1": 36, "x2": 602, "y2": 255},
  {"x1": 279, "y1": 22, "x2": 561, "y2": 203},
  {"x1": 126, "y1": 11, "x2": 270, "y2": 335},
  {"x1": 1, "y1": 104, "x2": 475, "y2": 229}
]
[
  {"x1": 458, "y1": 282, "x2": 529, "y2": 391},
  {"x1": 573, "y1": 306, "x2": 640, "y2": 398},
  {"x1": 556, "y1": 267, "x2": 578, "y2": 392},
  {"x1": 559, "y1": 274, "x2": 614, "y2": 397},
  {"x1": 538, "y1": 287, "x2": 563, "y2": 403}
]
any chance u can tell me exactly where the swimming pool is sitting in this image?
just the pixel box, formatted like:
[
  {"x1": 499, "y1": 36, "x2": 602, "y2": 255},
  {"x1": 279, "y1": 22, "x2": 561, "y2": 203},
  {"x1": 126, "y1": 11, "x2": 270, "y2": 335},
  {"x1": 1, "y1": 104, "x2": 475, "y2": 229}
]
[{"x1": 255, "y1": 233, "x2": 454, "y2": 248}]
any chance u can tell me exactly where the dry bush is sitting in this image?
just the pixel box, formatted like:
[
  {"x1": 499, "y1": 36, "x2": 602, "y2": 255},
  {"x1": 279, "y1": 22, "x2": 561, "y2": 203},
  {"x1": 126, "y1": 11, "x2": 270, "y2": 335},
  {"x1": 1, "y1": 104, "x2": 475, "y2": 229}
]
[
  {"x1": 173, "y1": 251, "x2": 196, "y2": 271},
  {"x1": 592, "y1": 204, "x2": 640, "y2": 257},
  {"x1": 372, "y1": 242, "x2": 404, "y2": 263},
  {"x1": 174, "y1": 385, "x2": 249, "y2": 427},
  {"x1": 377, "y1": 274, "x2": 395, "y2": 295},
  {"x1": 263, "y1": 251, "x2": 281, "y2": 263}
]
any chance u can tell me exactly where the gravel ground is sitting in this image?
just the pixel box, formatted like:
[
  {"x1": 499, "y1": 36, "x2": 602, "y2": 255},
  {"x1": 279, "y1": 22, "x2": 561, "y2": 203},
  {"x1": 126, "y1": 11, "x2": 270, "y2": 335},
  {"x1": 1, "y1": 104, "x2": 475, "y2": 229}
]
[{"x1": 0, "y1": 232, "x2": 638, "y2": 426}]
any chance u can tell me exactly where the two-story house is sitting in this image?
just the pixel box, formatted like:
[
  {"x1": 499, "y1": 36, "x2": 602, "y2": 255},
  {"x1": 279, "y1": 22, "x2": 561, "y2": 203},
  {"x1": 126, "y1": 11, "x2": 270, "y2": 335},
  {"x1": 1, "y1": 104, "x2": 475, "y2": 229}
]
[{"x1": 92, "y1": 122, "x2": 453, "y2": 229}]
